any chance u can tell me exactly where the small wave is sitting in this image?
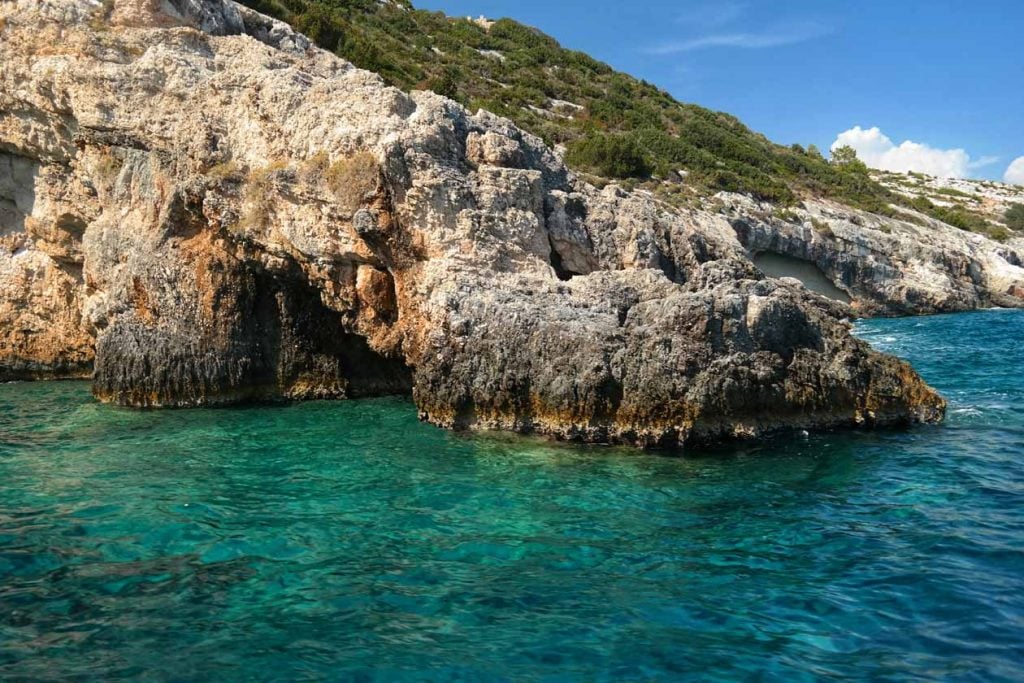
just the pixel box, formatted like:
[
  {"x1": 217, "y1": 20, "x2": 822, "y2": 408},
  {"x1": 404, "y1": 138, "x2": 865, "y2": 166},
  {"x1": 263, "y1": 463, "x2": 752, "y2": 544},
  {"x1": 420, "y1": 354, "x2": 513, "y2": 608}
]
[{"x1": 951, "y1": 407, "x2": 984, "y2": 416}]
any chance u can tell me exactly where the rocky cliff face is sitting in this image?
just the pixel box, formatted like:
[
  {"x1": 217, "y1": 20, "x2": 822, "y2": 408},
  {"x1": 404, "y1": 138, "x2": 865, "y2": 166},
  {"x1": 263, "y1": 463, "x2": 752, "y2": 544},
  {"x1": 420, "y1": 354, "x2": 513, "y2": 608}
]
[
  {"x1": 0, "y1": 0, "x2": 944, "y2": 447},
  {"x1": 876, "y1": 170, "x2": 1024, "y2": 235},
  {"x1": 724, "y1": 194, "x2": 1024, "y2": 317}
]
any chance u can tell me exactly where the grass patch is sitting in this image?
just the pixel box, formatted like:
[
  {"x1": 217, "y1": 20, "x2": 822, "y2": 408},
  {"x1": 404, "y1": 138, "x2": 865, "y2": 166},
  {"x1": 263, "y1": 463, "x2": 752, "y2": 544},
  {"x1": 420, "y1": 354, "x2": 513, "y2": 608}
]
[
  {"x1": 934, "y1": 186, "x2": 974, "y2": 200},
  {"x1": 299, "y1": 152, "x2": 330, "y2": 185},
  {"x1": 772, "y1": 208, "x2": 800, "y2": 223},
  {"x1": 810, "y1": 218, "x2": 833, "y2": 238}
]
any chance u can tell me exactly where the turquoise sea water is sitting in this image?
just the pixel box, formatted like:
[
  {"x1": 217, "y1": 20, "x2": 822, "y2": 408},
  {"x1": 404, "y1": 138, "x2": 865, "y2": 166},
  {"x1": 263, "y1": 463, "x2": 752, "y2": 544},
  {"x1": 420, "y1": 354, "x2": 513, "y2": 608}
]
[{"x1": 1, "y1": 310, "x2": 1022, "y2": 681}]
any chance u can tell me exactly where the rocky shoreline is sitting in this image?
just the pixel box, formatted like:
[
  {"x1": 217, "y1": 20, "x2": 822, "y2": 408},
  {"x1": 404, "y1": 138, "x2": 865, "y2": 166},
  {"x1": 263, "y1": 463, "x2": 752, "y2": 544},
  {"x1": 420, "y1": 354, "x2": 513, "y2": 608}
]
[{"x1": 0, "y1": 0, "x2": 952, "y2": 446}]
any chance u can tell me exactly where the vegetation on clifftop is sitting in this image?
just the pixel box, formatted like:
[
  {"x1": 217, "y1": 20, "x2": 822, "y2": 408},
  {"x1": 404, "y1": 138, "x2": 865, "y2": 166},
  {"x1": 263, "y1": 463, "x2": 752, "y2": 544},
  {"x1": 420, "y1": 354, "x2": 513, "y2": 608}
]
[
  {"x1": 238, "y1": 0, "x2": 1016, "y2": 241},
  {"x1": 238, "y1": 0, "x2": 898, "y2": 206},
  {"x1": 1007, "y1": 204, "x2": 1024, "y2": 232}
]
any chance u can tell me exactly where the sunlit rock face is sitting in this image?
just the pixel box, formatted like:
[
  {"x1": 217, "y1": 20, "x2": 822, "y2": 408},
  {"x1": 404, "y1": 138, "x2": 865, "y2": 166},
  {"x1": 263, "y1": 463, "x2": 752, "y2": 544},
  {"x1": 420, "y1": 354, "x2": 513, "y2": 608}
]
[
  {"x1": 0, "y1": 0, "x2": 945, "y2": 447},
  {"x1": 723, "y1": 194, "x2": 1024, "y2": 318}
]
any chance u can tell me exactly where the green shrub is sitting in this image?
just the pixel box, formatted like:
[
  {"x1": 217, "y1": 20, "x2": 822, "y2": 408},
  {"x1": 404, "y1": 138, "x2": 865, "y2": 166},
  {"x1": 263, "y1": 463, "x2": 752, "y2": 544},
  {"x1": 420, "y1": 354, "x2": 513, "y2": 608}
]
[
  {"x1": 1006, "y1": 204, "x2": 1024, "y2": 231},
  {"x1": 565, "y1": 132, "x2": 651, "y2": 179},
  {"x1": 989, "y1": 226, "x2": 1011, "y2": 242},
  {"x1": 907, "y1": 195, "x2": 998, "y2": 235},
  {"x1": 229, "y1": 0, "x2": 940, "y2": 215},
  {"x1": 831, "y1": 146, "x2": 872, "y2": 179},
  {"x1": 424, "y1": 66, "x2": 461, "y2": 100},
  {"x1": 293, "y1": 4, "x2": 345, "y2": 50}
]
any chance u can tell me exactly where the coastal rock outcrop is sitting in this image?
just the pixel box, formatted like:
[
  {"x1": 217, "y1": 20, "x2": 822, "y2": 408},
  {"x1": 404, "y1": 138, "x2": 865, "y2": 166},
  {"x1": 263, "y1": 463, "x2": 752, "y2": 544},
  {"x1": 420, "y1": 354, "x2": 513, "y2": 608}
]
[
  {"x1": 723, "y1": 195, "x2": 1024, "y2": 317},
  {"x1": 0, "y1": 0, "x2": 945, "y2": 446}
]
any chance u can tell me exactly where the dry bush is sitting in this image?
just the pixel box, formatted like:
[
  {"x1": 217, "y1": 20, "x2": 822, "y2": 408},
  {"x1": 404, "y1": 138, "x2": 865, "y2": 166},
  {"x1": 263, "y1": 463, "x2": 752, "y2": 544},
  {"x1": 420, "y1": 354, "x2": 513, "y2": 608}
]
[
  {"x1": 299, "y1": 152, "x2": 330, "y2": 185},
  {"x1": 236, "y1": 161, "x2": 288, "y2": 234},
  {"x1": 989, "y1": 226, "x2": 1010, "y2": 242},
  {"x1": 206, "y1": 160, "x2": 243, "y2": 181},
  {"x1": 324, "y1": 151, "x2": 379, "y2": 211}
]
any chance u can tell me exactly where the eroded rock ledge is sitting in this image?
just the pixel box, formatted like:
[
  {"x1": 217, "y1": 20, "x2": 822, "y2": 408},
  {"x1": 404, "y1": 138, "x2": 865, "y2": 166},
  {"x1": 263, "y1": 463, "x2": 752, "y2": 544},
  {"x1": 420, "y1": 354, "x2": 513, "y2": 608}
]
[
  {"x1": 0, "y1": 0, "x2": 944, "y2": 447},
  {"x1": 723, "y1": 194, "x2": 1024, "y2": 317}
]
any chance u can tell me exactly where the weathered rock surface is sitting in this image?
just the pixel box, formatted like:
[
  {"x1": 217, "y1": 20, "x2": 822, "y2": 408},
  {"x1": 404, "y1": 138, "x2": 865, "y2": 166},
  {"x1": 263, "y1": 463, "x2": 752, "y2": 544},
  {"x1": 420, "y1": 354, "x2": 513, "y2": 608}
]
[
  {"x1": 876, "y1": 170, "x2": 1024, "y2": 233},
  {"x1": 0, "y1": 151, "x2": 94, "y2": 379},
  {"x1": 0, "y1": 0, "x2": 944, "y2": 446},
  {"x1": 723, "y1": 194, "x2": 1024, "y2": 317}
]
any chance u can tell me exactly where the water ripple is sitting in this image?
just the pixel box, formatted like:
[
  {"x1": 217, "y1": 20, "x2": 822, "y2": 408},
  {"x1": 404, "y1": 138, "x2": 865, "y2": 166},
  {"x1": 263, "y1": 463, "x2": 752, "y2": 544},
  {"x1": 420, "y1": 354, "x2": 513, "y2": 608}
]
[{"x1": 0, "y1": 310, "x2": 1022, "y2": 680}]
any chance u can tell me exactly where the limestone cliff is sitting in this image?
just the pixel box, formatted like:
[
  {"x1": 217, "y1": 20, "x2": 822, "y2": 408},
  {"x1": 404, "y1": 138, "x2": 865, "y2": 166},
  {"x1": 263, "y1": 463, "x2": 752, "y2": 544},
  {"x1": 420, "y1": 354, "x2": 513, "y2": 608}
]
[
  {"x1": 723, "y1": 194, "x2": 1024, "y2": 317},
  {"x1": 0, "y1": 0, "x2": 944, "y2": 447}
]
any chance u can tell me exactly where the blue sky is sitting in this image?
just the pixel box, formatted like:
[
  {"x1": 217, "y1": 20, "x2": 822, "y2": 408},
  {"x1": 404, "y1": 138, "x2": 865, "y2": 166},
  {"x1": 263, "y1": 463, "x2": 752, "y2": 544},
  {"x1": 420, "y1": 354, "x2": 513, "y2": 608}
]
[{"x1": 416, "y1": 0, "x2": 1024, "y2": 182}]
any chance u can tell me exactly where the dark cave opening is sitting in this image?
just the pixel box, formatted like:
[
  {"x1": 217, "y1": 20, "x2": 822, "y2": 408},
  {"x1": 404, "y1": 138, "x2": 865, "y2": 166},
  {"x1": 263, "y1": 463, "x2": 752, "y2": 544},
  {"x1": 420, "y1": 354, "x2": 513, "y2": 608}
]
[
  {"x1": 548, "y1": 238, "x2": 576, "y2": 282},
  {"x1": 752, "y1": 251, "x2": 852, "y2": 304}
]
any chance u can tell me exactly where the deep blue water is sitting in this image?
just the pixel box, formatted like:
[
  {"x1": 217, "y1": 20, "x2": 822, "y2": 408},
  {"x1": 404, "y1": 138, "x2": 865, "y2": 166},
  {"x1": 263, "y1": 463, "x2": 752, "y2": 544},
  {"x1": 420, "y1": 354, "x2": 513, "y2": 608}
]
[{"x1": 1, "y1": 309, "x2": 1022, "y2": 681}]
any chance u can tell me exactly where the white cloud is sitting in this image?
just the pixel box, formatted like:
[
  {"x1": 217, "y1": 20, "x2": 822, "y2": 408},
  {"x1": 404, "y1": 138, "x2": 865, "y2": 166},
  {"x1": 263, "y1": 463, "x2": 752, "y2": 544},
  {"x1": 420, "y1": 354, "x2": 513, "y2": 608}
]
[
  {"x1": 649, "y1": 22, "x2": 828, "y2": 53},
  {"x1": 831, "y1": 126, "x2": 996, "y2": 179},
  {"x1": 1005, "y1": 157, "x2": 1024, "y2": 186}
]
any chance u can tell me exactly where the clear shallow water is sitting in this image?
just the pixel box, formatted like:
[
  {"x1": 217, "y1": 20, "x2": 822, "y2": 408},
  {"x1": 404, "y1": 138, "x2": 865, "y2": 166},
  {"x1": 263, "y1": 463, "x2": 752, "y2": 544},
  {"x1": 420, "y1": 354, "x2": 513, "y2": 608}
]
[{"x1": 1, "y1": 310, "x2": 1023, "y2": 681}]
